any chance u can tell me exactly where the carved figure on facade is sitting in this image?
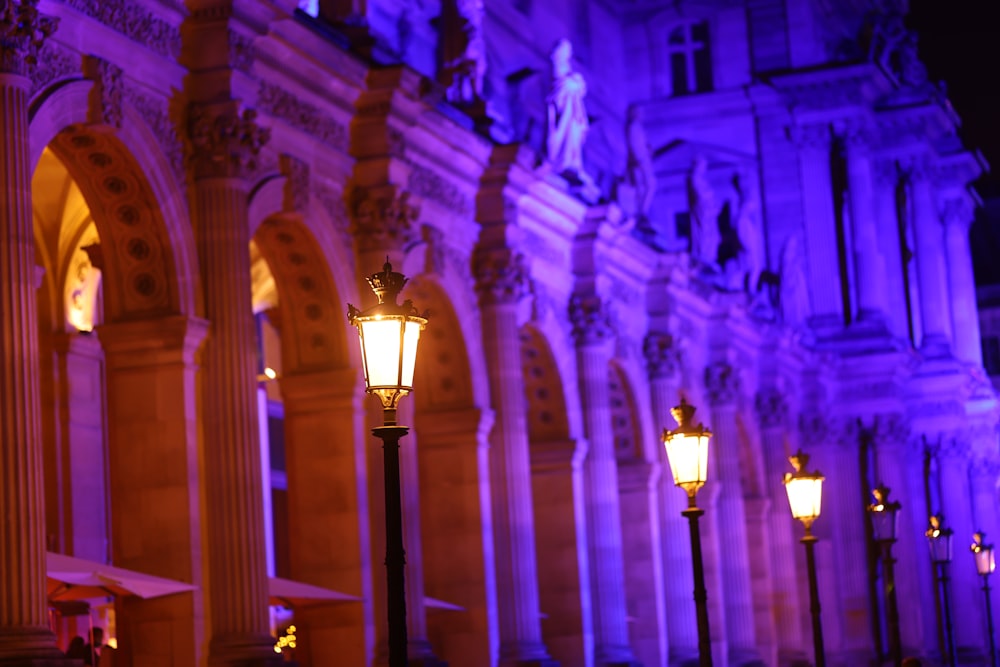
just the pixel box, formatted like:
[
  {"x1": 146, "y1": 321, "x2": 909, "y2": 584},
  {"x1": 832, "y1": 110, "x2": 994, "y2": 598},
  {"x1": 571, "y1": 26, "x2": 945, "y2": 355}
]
[
  {"x1": 755, "y1": 387, "x2": 789, "y2": 430},
  {"x1": 569, "y1": 292, "x2": 612, "y2": 345},
  {"x1": 187, "y1": 104, "x2": 270, "y2": 180},
  {"x1": 733, "y1": 168, "x2": 764, "y2": 294},
  {"x1": 643, "y1": 331, "x2": 679, "y2": 380},
  {"x1": 84, "y1": 55, "x2": 123, "y2": 129},
  {"x1": 624, "y1": 105, "x2": 656, "y2": 224},
  {"x1": 704, "y1": 361, "x2": 740, "y2": 406},
  {"x1": 866, "y1": 9, "x2": 931, "y2": 90},
  {"x1": 349, "y1": 187, "x2": 420, "y2": 252},
  {"x1": 440, "y1": 0, "x2": 486, "y2": 107},
  {"x1": 778, "y1": 233, "x2": 810, "y2": 327},
  {"x1": 686, "y1": 154, "x2": 720, "y2": 268},
  {"x1": 0, "y1": 0, "x2": 58, "y2": 76},
  {"x1": 546, "y1": 39, "x2": 590, "y2": 184}
]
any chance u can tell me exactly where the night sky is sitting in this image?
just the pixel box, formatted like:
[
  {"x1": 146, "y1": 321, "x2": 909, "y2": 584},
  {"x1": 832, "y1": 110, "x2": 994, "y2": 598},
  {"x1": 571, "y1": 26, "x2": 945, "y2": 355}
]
[{"x1": 910, "y1": 0, "x2": 1000, "y2": 284}]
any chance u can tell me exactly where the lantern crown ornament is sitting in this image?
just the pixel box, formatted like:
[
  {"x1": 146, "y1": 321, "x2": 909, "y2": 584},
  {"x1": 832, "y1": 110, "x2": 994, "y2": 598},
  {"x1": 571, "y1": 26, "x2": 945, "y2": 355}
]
[
  {"x1": 661, "y1": 397, "x2": 712, "y2": 503},
  {"x1": 348, "y1": 260, "x2": 428, "y2": 420},
  {"x1": 926, "y1": 514, "x2": 954, "y2": 564},
  {"x1": 783, "y1": 449, "x2": 824, "y2": 531},
  {"x1": 972, "y1": 531, "x2": 996, "y2": 577},
  {"x1": 868, "y1": 484, "x2": 901, "y2": 543}
]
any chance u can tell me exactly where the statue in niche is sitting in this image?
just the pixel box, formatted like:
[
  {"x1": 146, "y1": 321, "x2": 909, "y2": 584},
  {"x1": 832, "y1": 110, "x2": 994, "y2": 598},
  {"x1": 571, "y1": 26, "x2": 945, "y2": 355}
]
[
  {"x1": 440, "y1": 0, "x2": 486, "y2": 106},
  {"x1": 733, "y1": 168, "x2": 763, "y2": 293},
  {"x1": 546, "y1": 39, "x2": 591, "y2": 183},
  {"x1": 867, "y1": 10, "x2": 930, "y2": 89},
  {"x1": 687, "y1": 155, "x2": 720, "y2": 267},
  {"x1": 625, "y1": 105, "x2": 657, "y2": 222},
  {"x1": 778, "y1": 233, "x2": 810, "y2": 327}
]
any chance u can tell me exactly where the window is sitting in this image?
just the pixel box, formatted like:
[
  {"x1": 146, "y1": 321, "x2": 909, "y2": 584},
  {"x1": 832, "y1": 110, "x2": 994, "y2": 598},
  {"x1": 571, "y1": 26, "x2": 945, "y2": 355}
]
[{"x1": 667, "y1": 21, "x2": 713, "y2": 95}]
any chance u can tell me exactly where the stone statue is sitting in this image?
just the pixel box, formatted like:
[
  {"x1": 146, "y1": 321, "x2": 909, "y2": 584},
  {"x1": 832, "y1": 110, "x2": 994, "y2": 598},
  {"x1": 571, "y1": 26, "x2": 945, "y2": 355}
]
[
  {"x1": 546, "y1": 39, "x2": 590, "y2": 182},
  {"x1": 626, "y1": 105, "x2": 656, "y2": 221},
  {"x1": 687, "y1": 155, "x2": 720, "y2": 266},
  {"x1": 734, "y1": 168, "x2": 763, "y2": 292},
  {"x1": 441, "y1": 0, "x2": 486, "y2": 105},
  {"x1": 779, "y1": 233, "x2": 810, "y2": 326}
]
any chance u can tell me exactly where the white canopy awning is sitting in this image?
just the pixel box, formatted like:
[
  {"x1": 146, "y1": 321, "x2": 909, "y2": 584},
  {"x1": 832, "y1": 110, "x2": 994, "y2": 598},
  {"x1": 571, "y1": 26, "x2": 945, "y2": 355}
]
[{"x1": 47, "y1": 552, "x2": 197, "y2": 601}]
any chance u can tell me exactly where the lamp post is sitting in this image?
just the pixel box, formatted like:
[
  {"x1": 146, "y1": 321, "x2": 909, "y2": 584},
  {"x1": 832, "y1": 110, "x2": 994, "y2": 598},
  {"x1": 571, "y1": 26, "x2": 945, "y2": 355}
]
[
  {"x1": 348, "y1": 261, "x2": 428, "y2": 667},
  {"x1": 661, "y1": 397, "x2": 713, "y2": 667},
  {"x1": 868, "y1": 485, "x2": 902, "y2": 667},
  {"x1": 972, "y1": 532, "x2": 997, "y2": 667},
  {"x1": 926, "y1": 515, "x2": 956, "y2": 667},
  {"x1": 783, "y1": 450, "x2": 825, "y2": 667}
]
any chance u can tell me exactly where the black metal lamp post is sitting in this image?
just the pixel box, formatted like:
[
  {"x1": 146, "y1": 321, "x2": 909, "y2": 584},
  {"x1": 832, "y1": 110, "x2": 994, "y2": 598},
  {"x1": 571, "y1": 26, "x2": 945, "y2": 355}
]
[
  {"x1": 868, "y1": 485, "x2": 903, "y2": 667},
  {"x1": 783, "y1": 450, "x2": 825, "y2": 667},
  {"x1": 972, "y1": 532, "x2": 997, "y2": 667},
  {"x1": 349, "y1": 261, "x2": 428, "y2": 667},
  {"x1": 661, "y1": 397, "x2": 713, "y2": 667},
  {"x1": 926, "y1": 514, "x2": 956, "y2": 667}
]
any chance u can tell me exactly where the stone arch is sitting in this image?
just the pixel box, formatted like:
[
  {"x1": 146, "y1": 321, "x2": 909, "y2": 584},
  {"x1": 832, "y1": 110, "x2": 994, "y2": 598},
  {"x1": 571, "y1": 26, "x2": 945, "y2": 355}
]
[
  {"x1": 520, "y1": 325, "x2": 571, "y2": 442},
  {"x1": 609, "y1": 361, "x2": 645, "y2": 463},
  {"x1": 30, "y1": 81, "x2": 198, "y2": 321}
]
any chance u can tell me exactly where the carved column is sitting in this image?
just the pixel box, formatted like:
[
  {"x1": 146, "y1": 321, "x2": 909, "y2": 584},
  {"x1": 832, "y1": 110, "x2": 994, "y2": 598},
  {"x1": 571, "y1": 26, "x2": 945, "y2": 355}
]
[
  {"x1": 872, "y1": 160, "x2": 915, "y2": 340},
  {"x1": 754, "y1": 388, "x2": 807, "y2": 664},
  {"x1": 571, "y1": 294, "x2": 639, "y2": 666},
  {"x1": 703, "y1": 362, "x2": 759, "y2": 664},
  {"x1": 790, "y1": 123, "x2": 843, "y2": 329},
  {"x1": 645, "y1": 333, "x2": 698, "y2": 665},
  {"x1": 843, "y1": 125, "x2": 888, "y2": 323},
  {"x1": 940, "y1": 194, "x2": 982, "y2": 365},
  {"x1": 187, "y1": 102, "x2": 278, "y2": 666},
  {"x1": 0, "y1": 3, "x2": 69, "y2": 662},
  {"x1": 474, "y1": 247, "x2": 555, "y2": 667},
  {"x1": 908, "y1": 162, "x2": 953, "y2": 356}
]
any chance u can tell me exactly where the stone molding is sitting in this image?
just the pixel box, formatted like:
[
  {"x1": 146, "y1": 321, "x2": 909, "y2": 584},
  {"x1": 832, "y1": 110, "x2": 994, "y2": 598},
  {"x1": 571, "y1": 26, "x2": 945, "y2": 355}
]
[
  {"x1": 83, "y1": 55, "x2": 123, "y2": 128},
  {"x1": 569, "y1": 293, "x2": 612, "y2": 346},
  {"x1": 229, "y1": 28, "x2": 255, "y2": 74},
  {"x1": 186, "y1": 103, "x2": 270, "y2": 180},
  {"x1": 349, "y1": 187, "x2": 419, "y2": 252},
  {"x1": 280, "y1": 154, "x2": 309, "y2": 214},
  {"x1": 642, "y1": 331, "x2": 678, "y2": 380},
  {"x1": 0, "y1": 0, "x2": 58, "y2": 76},
  {"x1": 473, "y1": 246, "x2": 528, "y2": 306},
  {"x1": 123, "y1": 86, "x2": 185, "y2": 184},
  {"x1": 65, "y1": 0, "x2": 180, "y2": 60},
  {"x1": 704, "y1": 361, "x2": 740, "y2": 406},
  {"x1": 786, "y1": 122, "x2": 830, "y2": 151},
  {"x1": 258, "y1": 81, "x2": 348, "y2": 150},
  {"x1": 407, "y1": 164, "x2": 470, "y2": 218},
  {"x1": 755, "y1": 388, "x2": 789, "y2": 429}
]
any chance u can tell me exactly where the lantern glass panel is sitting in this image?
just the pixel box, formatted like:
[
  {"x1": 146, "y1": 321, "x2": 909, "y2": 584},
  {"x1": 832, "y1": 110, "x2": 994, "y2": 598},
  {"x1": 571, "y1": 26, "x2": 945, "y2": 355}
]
[
  {"x1": 358, "y1": 317, "x2": 406, "y2": 389},
  {"x1": 870, "y1": 507, "x2": 899, "y2": 542},
  {"x1": 400, "y1": 318, "x2": 423, "y2": 387},
  {"x1": 785, "y1": 476, "x2": 823, "y2": 522},
  {"x1": 927, "y1": 531, "x2": 953, "y2": 564},
  {"x1": 974, "y1": 546, "x2": 996, "y2": 576},
  {"x1": 664, "y1": 431, "x2": 709, "y2": 489}
]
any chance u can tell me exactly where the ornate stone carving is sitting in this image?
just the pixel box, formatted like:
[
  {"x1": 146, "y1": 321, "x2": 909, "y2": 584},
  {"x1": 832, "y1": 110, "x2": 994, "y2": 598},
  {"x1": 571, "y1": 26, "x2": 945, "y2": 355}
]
[
  {"x1": 229, "y1": 29, "x2": 255, "y2": 74},
  {"x1": 65, "y1": 0, "x2": 180, "y2": 59},
  {"x1": 799, "y1": 411, "x2": 829, "y2": 445},
  {"x1": 970, "y1": 456, "x2": 1000, "y2": 484},
  {"x1": 704, "y1": 361, "x2": 740, "y2": 406},
  {"x1": 755, "y1": 388, "x2": 789, "y2": 429},
  {"x1": 407, "y1": 165, "x2": 470, "y2": 218},
  {"x1": 1, "y1": 0, "x2": 58, "y2": 76},
  {"x1": 29, "y1": 40, "x2": 77, "y2": 94},
  {"x1": 569, "y1": 293, "x2": 612, "y2": 345},
  {"x1": 123, "y1": 87, "x2": 184, "y2": 184},
  {"x1": 786, "y1": 123, "x2": 830, "y2": 151},
  {"x1": 258, "y1": 82, "x2": 347, "y2": 150},
  {"x1": 643, "y1": 332, "x2": 678, "y2": 380},
  {"x1": 349, "y1": 187, "x2": 419, "y2": 252},
  {"x1": 473, "y1": 247, "x2": 528, "y2": 305},
  {"x1": 84, "y1": 55, "x2": 123, "y2": 128},
  {"x1": 866, "y1": 413, "x2": 909, "y2": 449},
  {"x1": 186, "y1": 104, "x2": 270, "y2": 180},
  {"x1": 316, "y1": 184, "x2": 353, "y2": 248},
  {"x1": 940, "y1": 195, "x2": 974, "y2": 229},
  {"x1": 280, "y1": 154, "x2": 309, "y2": 213}
]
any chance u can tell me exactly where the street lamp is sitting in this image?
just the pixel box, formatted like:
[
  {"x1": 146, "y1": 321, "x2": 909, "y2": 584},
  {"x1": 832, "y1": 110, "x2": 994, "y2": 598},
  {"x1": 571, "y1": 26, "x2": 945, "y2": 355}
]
[
  {"x1": 348, "y1": 261, "x2": 428, "y2": 667},
  {"x1": 926, "y1": 515, "x2": 956, "y2": 667},
  {"x1": 868, "y1": 485, "x2": 902, "y2": 667},
  {"x1": 661, "y1": 397, "x2": 713, "y2": 667},
  {"x1": 972, "y1": 532, "x2": 997, "y2": 667},
  {"x1": 783, "y1": 450, "x2": 825, "y2": 667}
]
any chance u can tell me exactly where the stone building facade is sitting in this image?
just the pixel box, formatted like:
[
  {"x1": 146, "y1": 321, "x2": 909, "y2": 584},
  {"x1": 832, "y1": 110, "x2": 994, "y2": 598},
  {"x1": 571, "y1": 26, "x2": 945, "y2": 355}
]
[{"x1": 0, "y1": 0, "x2": 996, "y2": 666}]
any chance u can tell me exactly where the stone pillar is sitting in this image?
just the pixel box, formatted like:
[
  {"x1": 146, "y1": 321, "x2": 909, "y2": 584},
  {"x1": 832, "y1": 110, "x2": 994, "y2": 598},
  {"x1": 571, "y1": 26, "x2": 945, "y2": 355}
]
[
  {"x1": 790, "y1": 123, "x2": 843, "y2": 328},
  {"x1": 909, "y1": 163, "x2": 953, "y2": 355},
  {"x1": 755, "y1": 389, "x2": 807, "y2": 665},
  {"x1": 570, "y1": 294, "x2": 639, "y2": 666},
  {"x1": 843, "y1": 126, "x2": 888, "y2": 323},
  {"x1": 940, "y1": 194, "x2": 983, "y2": 365},
  {"x1": 703, "y1": 362, "x2": 758, "y2": 665},
  {"x1": 474, "y1": 247, "x2": 554, "y2": 666},
  {"x1": 279, "y1": 368, "x2": 373, "y2": 667},
  {"x1": 872, "y1": 160, "x2": 916, "y2": 341},
  {"x1": 97, "y1": 316, "x2": 208, "y2": 667},
  {"x1": 0, "y1": 3, "x2": 70, "y2": 662},
  {"x1": 187, "y1": 102, "x2": 278, "y2": 666},
  {"x1": 644, "y1": 333, "x2": 698, "y2": 666}
]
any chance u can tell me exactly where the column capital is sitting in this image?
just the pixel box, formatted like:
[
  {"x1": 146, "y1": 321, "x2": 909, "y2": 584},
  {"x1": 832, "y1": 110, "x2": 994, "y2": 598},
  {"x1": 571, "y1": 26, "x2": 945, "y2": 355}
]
[
  {"x1": 970, "y1": 456, "x2": 1000, "y2": 484},
  {"x1": 186, "y1": 101, "x2": 270, "y2": 180},
  {"x1": 97, "y1": 315, "x2": 208, "y2": 367},
  {"x1": 787, "y1": 122, "x2": 830, "y2": 151},
  {"x1": 799, "y1": 410, "x2": 830, "y2": 447},
  {"x1": 473, "y1": 245, "x2": 529, "y2": 306},
  {"x1": 755, "y1": 387, "x2": 789, "y2": 429},
  {"x1": 704, "y1": 360, "x2": 740, "y2": 406},
  {"x1": 569, "y1": 293, "x2": 613, "y2": 346},
  {"x1": 838, "y1": 118, "x2": 874, "y2": 152},
  {"x1": 0, "y1": 0, "x2": 57, "y2": 77},
  {"x1": 865, "y1": 413, "x2": 910, "y2": 450},
  {"x1": 348, "y1": 185, "x2": 419, "y2": 253},
  {"x1": 873, "y1": 159, "x2": 899, "y2": 187},
  {"x1": 643, "y1": 331, "x2": 678, "y2": 380},
  {"x1": 939, "y1": 194, "x2": 975, "y2": 230}
]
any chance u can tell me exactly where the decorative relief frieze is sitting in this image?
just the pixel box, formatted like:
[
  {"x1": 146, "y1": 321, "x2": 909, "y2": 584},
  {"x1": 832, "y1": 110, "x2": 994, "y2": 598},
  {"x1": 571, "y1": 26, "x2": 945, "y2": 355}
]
[
  {"x1": 65, "y1": 0, "x2": 180, "y2": 60},
  {"x1": 186, "y1": 104, "x2": 270, "y2": 180},
  {"x1": 29, "y1": 40, "x2": 77, "y2": 94},
  {"x1": 755, "y1": 388, "x2": 789, "y2": 429},
  {"x1": 83, "y1": 55, "x2": 123, "y2": 128},
  {"x1": 228, "y1": 29, "x2": 255, "y2": 74},
  {"x1": 316, "y1": 184, "x2": 352, "y2": 248},
  {"x1": 123, "y1": 87, "x2": 184, "y2": 184},
  {"x1": 1, "y1": 0, "x2": 58, "y2": 76},
  {"x1": 349, "y1": 187, "x2": 419, "y2": 252},
  {"x1": 643, "y1": 332, "x2": 678, "y2": 380},
  {"x1": 258, "y1": 82, "x2": 347, "y2": 150},
  {"x1": 473, "y1": 246, "x2": 528, "y2": 305},
  {"x1": 569, "y1": 293, "x2": 613, "y2": 346},
  {"x1": 786, "y1": 123, "x2": 830, "y2": 151},
  {"x1": 407, "y1": 165, "x2": 469, "y2": 217}
]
